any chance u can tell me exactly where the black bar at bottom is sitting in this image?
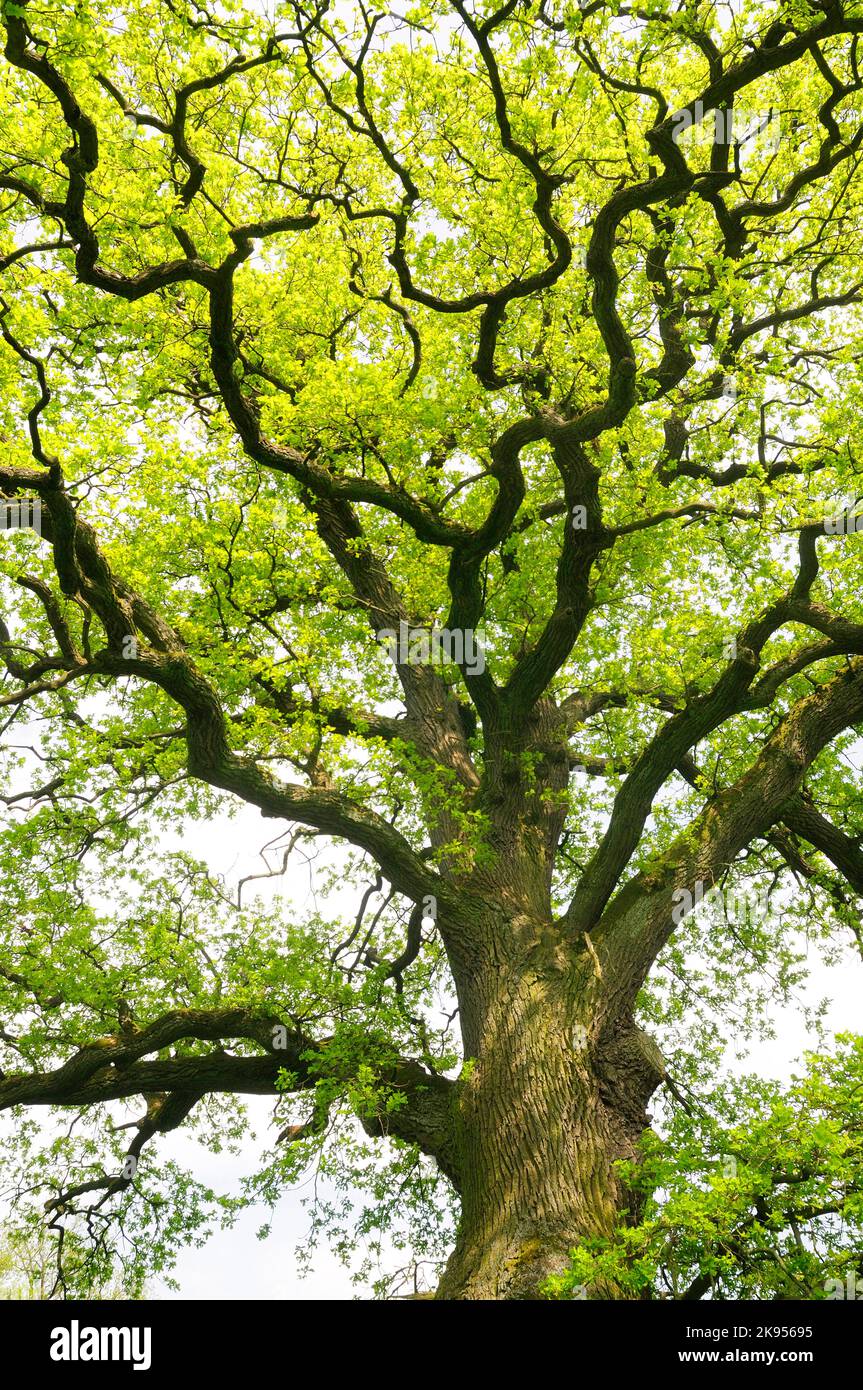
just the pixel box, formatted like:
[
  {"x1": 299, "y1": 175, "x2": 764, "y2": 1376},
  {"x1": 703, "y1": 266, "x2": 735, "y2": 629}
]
[{"x1": 0, "y1": 1294, "x2": 856, "y2": 1376}]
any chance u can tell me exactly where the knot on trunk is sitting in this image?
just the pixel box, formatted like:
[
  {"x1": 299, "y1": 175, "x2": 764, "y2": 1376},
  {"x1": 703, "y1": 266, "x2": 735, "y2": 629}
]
[{"x1": 594, "y1": 1020, "x2": 666, "y2": 1130}]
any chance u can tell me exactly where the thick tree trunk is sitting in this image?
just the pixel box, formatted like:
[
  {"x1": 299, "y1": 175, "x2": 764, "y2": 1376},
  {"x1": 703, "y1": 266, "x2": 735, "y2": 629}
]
[{"x1": 434, "y1": 925, "x2": 664, "y2": 1300}]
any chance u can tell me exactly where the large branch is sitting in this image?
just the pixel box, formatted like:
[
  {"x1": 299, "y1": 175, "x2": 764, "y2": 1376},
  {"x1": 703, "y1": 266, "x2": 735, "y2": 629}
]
[
  {"x1": 779, "y1": 793, "x2": 863, "y2": 897},
  {"x1": 0, "y1": 463, "x2": 450, "y2": 911},
  {"x1": 590, "y1": 656, "x2": 863, "y2": 1024},
  {"x1": 0, "y1": 1007, "x2": 461, "y2": 1184},
  {"x1": 562, "y1": 519, "x2": 860, "y2": 934}
]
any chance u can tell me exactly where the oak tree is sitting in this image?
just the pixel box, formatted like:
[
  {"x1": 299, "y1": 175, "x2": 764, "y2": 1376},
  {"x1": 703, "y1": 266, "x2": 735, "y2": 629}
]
[{"x1": 0, "y1": 0, "x2": 861, "y2": 1299}]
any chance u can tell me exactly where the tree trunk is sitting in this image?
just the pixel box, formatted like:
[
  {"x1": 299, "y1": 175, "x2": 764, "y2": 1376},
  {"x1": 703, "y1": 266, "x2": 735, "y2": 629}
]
[{"x1": 435, "y1": 923, "x2": 665, "y2": 1300}]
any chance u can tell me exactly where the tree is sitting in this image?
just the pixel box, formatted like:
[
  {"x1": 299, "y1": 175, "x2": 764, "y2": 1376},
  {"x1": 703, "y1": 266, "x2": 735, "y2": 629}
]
[
  {"x1": 0, "y1": 0, "x2": 861, "y2": 1301},
  {"x1": 0, "y1": 1226, "x2": 141, "y2": 1299}
]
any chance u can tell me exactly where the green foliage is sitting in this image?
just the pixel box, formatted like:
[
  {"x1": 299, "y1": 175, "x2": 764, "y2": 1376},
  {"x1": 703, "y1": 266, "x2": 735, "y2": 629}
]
[{"x1": 547, "y1": 1036, "x2": 863, "y2": 1300}]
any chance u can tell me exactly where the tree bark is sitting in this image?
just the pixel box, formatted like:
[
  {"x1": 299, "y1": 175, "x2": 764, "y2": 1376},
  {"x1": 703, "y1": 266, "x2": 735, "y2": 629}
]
[{"x1": 434, "y1": 920, "x2": 664, "y2": 1300}]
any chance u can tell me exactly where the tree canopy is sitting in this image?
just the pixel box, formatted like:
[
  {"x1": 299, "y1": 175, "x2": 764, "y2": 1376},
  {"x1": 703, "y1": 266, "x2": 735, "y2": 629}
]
[{"x1": 0, "y1": 0, "x2": 861, "y2": 1299}]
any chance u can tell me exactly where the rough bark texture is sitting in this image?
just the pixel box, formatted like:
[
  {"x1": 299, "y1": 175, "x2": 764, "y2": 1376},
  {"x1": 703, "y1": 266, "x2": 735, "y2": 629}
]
[
  {"x1": 423, "y1": 730, "x2": 671, "y2": 1304},
  {"x1": 435, "y1": 943, "x2": 663, "y2": 1299}
]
